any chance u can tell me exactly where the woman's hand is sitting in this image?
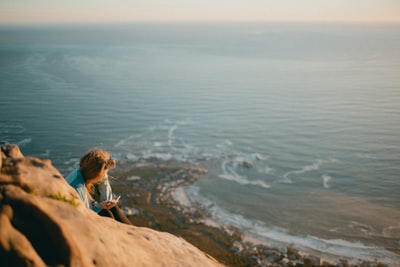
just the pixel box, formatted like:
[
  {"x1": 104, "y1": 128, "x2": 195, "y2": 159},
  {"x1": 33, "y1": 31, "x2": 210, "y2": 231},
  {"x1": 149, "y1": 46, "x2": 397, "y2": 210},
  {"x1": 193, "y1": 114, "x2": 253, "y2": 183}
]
[{"x1": 100, "y1": 200, "x2": 117, "y2": 210}]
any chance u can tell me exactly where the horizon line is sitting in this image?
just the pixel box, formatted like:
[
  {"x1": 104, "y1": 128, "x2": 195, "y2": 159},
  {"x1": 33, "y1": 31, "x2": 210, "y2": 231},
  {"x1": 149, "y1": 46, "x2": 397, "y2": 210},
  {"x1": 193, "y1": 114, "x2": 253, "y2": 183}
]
[{"x1": 1, "y1": 18, "x2": 400, "y2": 27}]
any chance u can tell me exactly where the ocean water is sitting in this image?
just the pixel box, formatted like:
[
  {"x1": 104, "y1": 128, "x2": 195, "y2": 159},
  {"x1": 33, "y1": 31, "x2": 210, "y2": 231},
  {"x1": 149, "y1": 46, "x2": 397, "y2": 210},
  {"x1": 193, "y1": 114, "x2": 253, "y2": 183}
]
[{"x1": 1, "y1": 22, "x2": 400, "y2": 264}]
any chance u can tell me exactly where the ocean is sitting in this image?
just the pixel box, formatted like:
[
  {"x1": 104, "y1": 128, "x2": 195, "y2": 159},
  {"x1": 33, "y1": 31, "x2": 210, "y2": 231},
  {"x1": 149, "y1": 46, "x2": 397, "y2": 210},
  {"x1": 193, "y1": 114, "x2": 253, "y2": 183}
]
[{"x1": 1, "y1": 22, "x2": 399, "y2": 264}]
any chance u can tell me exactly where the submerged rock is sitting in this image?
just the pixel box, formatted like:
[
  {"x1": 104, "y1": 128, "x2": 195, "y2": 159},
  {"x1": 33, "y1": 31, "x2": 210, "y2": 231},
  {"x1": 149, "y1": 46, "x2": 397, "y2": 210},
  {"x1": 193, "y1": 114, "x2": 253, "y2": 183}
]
[
  {"x1": 0, "y1": 145, "x2": 223, "y2": 267},
  {"x1": 243, "y1": 161, "x2": 253, "y2": 168}
]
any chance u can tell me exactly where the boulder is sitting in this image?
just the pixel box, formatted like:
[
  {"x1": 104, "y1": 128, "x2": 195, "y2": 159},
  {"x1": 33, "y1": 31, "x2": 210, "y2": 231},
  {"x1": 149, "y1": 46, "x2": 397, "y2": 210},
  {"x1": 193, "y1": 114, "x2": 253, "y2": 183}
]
[
  {"x1": 0, "y1": 145, "x2": 223, "y2": 267},
  {"x1": 243, "y1": 161, "x2": 253, "y2": 169},
  {"x1": 1, "y1": 144, "x2": 24, "y2": 158}
]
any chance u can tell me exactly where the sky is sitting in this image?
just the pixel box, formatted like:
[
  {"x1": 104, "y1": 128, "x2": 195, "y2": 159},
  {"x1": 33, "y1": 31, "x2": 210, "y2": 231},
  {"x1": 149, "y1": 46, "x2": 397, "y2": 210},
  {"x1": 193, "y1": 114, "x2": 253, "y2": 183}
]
[{"x1": 0, "y1": 0, "x2": 399, "y2": 24}]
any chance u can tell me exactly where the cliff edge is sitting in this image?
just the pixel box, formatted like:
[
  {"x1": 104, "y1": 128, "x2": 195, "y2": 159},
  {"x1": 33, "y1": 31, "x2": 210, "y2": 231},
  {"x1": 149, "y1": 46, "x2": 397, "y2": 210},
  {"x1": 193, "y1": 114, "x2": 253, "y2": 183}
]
[{"x1": 0, "y1": 145, "x2": 223, "y2": 267}]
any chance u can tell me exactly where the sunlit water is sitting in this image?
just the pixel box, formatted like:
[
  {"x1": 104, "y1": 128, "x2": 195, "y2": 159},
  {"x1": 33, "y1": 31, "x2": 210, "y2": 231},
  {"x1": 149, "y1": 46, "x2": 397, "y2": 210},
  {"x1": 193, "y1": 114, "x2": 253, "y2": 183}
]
[{"x1": 1, "y1": 22, "x2": 399, "y2": 264}]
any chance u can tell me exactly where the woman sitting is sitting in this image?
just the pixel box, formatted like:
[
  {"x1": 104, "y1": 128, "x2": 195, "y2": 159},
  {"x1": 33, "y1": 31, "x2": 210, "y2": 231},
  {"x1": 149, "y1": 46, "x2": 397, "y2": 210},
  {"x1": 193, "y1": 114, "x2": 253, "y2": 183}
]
[{"x1": 66, "y1": 148, "x2": 131, "y2": 224}]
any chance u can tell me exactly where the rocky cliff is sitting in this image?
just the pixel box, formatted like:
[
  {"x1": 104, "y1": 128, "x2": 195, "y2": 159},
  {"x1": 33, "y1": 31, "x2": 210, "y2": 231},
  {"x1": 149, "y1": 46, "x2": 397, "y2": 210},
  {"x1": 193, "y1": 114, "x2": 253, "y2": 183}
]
[{"x1": 0, "y1": 145, "x2": 223, "y2": 267}]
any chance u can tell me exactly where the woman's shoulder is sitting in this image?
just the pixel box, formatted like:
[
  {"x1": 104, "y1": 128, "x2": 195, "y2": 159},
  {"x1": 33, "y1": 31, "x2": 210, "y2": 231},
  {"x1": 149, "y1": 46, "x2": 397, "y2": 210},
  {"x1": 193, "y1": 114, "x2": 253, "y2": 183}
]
[{"x1": 65, "y1": 168, "x2": 84, "y2": 185}]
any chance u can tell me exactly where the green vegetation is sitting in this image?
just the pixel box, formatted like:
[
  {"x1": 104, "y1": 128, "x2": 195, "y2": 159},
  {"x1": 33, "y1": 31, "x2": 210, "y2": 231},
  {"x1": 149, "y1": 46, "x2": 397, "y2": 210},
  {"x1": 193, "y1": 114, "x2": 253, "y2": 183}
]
[{"x1": 51, "y1": 192, "x2": 79, "y2": 207}]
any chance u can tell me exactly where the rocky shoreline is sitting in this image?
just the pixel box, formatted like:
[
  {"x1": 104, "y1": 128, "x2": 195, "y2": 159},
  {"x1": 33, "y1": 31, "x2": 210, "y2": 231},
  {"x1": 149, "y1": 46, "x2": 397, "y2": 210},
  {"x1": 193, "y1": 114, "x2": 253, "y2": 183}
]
[{"x1": 109, "y1": 159, "x2": 387, "y2": 267}]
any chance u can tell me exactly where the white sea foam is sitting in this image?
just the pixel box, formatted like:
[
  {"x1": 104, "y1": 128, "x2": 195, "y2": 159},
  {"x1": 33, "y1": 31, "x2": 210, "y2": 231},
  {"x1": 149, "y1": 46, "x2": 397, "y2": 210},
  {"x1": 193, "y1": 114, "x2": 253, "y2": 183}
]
[
  {"x1": 254, "y1": 159, "x2": 274, "y2": 177},
  {"x1": 167, "y1": 125, "x2": 177, "y2": 146},
  {"x1": 17, "y1": 138, "x2": 32, "y2": 146},
  {"x1": 249, "y1": 180, "x2": 271, "y2": 189},
  {"x1": 348, "y1": 221, "x2": 374, "y2": 236},
  {"x1": 126, "y1": 176, "x2": 141, "y2": 181},
  {"x1": 263, "y1": 166, "x2": 274, "y2": 175},
  {"x1": 114, "y1": 135, "x2": 140, "y2": 148},
  {"x1": 282, "y1": 159, "x2": 337, "y2": 183},
  {"x1": 322, "y1": 175, "x2": 332, "y2": 188},
  {"x1": 218, "y1": 173, "x2": 271, "y2": 189},
  {"x1": 224, "y1": 139, "x2": 233, "y2": 146},
  {"x1": 64, "y1": 158, "x2": 79, "y2": 165},
  {"x1": 153, "y1": 142, "x2": 163, "y2": 147},
  {"x1": 219, "y1": 160, "x2": 270, "y2": 188}
]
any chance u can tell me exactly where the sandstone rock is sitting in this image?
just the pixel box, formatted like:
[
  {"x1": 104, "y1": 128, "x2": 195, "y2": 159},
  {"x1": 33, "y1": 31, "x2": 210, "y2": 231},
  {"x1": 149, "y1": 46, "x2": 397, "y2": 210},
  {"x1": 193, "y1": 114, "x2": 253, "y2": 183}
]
[
  {"x1": 1, "y1": 144, "x2": 24, "y2": 158},
  {"x1": 0, "y1": 145, "x2": 224, "y2": 267}
]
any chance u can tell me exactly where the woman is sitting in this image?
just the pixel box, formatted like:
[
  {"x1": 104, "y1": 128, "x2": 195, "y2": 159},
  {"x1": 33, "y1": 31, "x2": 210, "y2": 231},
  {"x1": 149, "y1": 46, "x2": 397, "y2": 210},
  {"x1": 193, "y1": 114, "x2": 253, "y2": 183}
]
[{"x1": 66, "y1": 149, "x2": 131, "y2": 224}]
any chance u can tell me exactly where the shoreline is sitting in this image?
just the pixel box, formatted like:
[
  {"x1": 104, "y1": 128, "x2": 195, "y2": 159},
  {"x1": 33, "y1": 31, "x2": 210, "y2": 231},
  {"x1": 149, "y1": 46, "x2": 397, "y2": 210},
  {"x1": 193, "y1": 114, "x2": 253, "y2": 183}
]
[{"x1": 110, "y1": 159, "x2": 389, "y2": 267}]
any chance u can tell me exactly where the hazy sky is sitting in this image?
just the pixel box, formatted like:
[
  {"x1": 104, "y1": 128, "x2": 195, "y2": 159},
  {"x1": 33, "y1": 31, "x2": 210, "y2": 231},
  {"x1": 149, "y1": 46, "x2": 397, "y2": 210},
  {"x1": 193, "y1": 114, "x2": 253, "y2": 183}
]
[{"x1": 1, "y1": 0, "x2": 399, "y2": 24}]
